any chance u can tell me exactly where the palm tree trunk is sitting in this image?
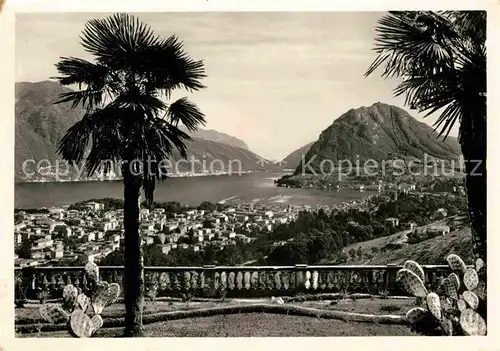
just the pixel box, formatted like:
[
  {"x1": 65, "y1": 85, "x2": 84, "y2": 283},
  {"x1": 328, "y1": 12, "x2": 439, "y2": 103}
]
[
  {"x1": 122, "y1": 162, "x2": 145, "y2": 337},
  {"x1": 460, "y1": 117, "x2": 486, "y2": 263}
]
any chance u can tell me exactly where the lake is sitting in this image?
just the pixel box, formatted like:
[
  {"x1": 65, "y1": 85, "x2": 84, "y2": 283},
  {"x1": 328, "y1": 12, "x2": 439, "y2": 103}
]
[{"x1": 15, "y1": 172, "x2": 375, "y2": 209}]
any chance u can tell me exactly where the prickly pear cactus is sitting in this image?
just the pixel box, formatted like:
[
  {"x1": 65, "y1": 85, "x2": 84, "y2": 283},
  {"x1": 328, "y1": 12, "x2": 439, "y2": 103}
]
[
  {"x1": 70, "y1": 310, "x2": 94, "y2": 338},
  {"x1": 38, "y1": 262, "x2": 120, "y2": 337},
  {"x1": 400, "y1": 255, "x2": 487, "y2": 336},
  {"x1": 396, "y1": 268, "x2": 428, "y2": 297},
  {"x1": 62, "y1": 284, "x2": 78, "y2": 311},
  {"x1": 39, "y1": 303, "x2": 70, "y2": 324}
]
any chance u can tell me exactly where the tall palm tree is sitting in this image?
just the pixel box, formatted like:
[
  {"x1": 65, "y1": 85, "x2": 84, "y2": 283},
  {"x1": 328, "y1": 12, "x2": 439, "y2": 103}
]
[
  {"x1": 52, "y1": 13, "x2": 206, "y2": 336},
  {"x1": 365, "y1": 11, "x2": 486, "y2": 262}
]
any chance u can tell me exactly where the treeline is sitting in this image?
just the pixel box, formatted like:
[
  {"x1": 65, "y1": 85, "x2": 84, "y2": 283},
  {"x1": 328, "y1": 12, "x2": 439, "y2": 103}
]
[{"x1": 68, "y1": 198, "x2": 228, "y2": 214}]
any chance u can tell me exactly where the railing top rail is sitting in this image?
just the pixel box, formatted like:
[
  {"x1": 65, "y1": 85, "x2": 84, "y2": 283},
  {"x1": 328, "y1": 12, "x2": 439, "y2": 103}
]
[{"x1": 14, "y1": 264, "x2": 462, "y2": 271}]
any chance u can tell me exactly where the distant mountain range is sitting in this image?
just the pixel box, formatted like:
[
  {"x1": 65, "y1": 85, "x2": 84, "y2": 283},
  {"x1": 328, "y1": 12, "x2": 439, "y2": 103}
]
[
  {"x1": 281, "y1": 141, "x2": 315, "y2": 169},
  {"x1": 15, "y1": 81, "x2": 276, "y2": 182},
  {"x1": 15, "y1": 82, "x2": 461, "y2": 183},
  {"x1": 284, "y1": 102, "x2": 461, "y2": 173},
  {"x1": 180, "y1": 127, "x2": 249, "y2": 150}
]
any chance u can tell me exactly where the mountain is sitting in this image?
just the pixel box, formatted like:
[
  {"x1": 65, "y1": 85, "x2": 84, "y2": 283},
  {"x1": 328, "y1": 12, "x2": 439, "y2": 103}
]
[
  {"x1": 282, "y1": 142, "x2": 315, "y2": 169},
  {"x1": 295, "y1": 102, "x2": 461, "y2": 174},
  {"x1": 15, "y1": 81, "x2": 86, "y2": 180},
  {"x1": 181, "y1": 127, "x2": 249, "y2": 150},
  {"x1": 15, "y1": 81, "x2": 275, "y2": 182}
]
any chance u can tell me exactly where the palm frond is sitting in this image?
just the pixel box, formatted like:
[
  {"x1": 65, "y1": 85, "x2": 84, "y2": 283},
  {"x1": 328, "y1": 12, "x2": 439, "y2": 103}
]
[
  {"x1": 365, "y1": 12, "x2": 458, "y2": 78},
  {"x1": 52, "y1": 57, "x2": 116, "y2": 109},
  {"x1": 166, "y1": 97, "x2": 206, "y2": 132},
  {"x1": 141, "y1": 35, "x2": 207, "y2": 94},
  {"x1": 365, "y1": 10, "x2": 486, "y2": 140},
  {"x1": 57, "y1": 106, "x2": 124, "y2": 167},
  {"x1": 80, "y1": 13, "x2": 160, "y2": 69}
]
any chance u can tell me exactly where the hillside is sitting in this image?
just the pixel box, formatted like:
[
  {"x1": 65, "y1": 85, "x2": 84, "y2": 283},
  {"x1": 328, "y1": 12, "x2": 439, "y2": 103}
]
[
  {"x1": 295, "y1": 102, "x2": 461, "y2": 174},
  {"x1": 282, "y1": 142, "x2": 315, "y2": 170},
  {"x1": 181, "y1": 127, "x2": 249, "y2": 150},
  {"x1": 15, "y1": 81, "x2": 275, "y2": 182},
  {"x1": 344, "y1": 227, "x2": 473, "y2": 265}
]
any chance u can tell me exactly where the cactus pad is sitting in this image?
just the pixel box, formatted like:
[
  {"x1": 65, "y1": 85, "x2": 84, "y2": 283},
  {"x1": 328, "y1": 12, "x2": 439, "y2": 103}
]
[
  {"x1": 463, "y1": 268, "x2": 479, "y2": 291},
  {"x1": 62, "y1": 285, "x2": 78, "y2": 305},
  {"x1": 397, "y1": 269, "x2": 428, "y2": 297},
  {"x1": 457, "y1": 299, "x2": 467, "y2": 312},
  {"x1": 448, "y1": 273, "x2": 460, "y2": 291},
  {"x1": 70, "y1": 310, "x2": 93, "y2": 338},
  {"x1": 92, "y1": 282, "x2": 120, "y2": 314},
  {"x1": 90, "y1": 314, "x2": 103, "y2": 335},
  {"x1": 39, "y1": 304, "x2": 70, "y2": 324},
  {"x1": 440, "y1": 296, "x2": 452, "y2": 310},
  {"x1": 406, "y1": 307, "x2": 429, "y2": 325},
  {"x1": 463, "y1": 291, "x2": 479, "y2": 310},
  {"x1": 426, "y1": 292, "x2": 441, "y2": 320},
  {"x1": 442, "y1": 278, "x2": 459, "y2": 300},
  {"x1": 440, "y1": 317, "x2": 453, "y2": 336},
  {"x1": 460, "y1": 308, "x2": 486, "y2": 336},
  {"x1": 475, "y1": 258, "x2": 484, "y2": 272},
  {"x1": 84, "y1": 262, "x2": 99, "y2": 281},
  {"x1": 473, "y1": 280, "x2": 486, "y2": 300},
  {"x1": 446, "y1": 254, "x2": 467, "y2": 274},
  {"x1": 105, "y1": 283, "x2": 121, "y2": 305},
  {"x1": 403, "y1": 260, "x2": 425, "y2": 282},
  {"x1": 76, "y1": 293, "x2": 90, "y2": 313}
]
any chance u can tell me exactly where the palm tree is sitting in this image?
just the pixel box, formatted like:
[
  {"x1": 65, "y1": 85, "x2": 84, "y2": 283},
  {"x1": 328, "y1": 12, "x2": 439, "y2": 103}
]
[
  {"x1": 52, "y1": 13, "x2": 206, "y2": 336},
  {"x1": 365, "y1": 11, "x2": 486, "y2": 262}
]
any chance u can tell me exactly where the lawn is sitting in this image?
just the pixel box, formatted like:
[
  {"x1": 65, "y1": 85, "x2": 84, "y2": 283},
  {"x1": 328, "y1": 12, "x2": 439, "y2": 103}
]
[
  {"x1": 17, "y1": 313, "x2": 416, "y2": 337},
  {"x1": 16, "y1": 297, "x2": 418, "y2": 337}
]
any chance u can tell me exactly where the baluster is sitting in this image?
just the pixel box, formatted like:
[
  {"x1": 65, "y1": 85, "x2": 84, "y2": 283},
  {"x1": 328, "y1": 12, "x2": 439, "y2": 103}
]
[
  {"x1": 172, "y1": 272, "x2": 181, "y2": 293},
  {"x1": 250, "y1": 271, "x2": 259, "y2": 290},
  {"x1": 227, "y1": 271, "x2": 235, "y2": 290},
  {"x1": 191, "y1": 271, "x2": 199, "y2": 292},
  {"x1": 64, "y1": 274, "x2": 72, "y2": 287},
  {"x1": 182, "y1": 271, "x2": 191, "y2": 292},
  {"x1": 56, "y1": 274, "x2": 65, "y2": 293},
  {"x1": 294, "y1": 264, "x2": 307, "y2": 292},
  {"x1": 198, "y1": 271, "x2": 205, "y2": 291},
  {"x1": 319, "y1": 271, "x2": 327, "y2": 290},
  {"x1": 49, "y1": 273, "x2": 58, "y2": 297},
  {"x1": 326, "y1": 271, "x2": 334, "y2": 290},
  {"x1": 258, "y1": 271, "x2": 266, "y2": 290},
  {"x1": 81, "y1": 274, "x2": 89, "y2": 294},
  {"x1": 289, "y1": 270, "x2": 296, "y2": 290},
  {"x1": 236, "y1": 272, "x2": 243, "y2": 290},
  {"x1": 311, "y1": 271, "x2": 319, "y2": 290},
  {"x1": 159, "y1": 272, "x2": 170, "y2": 293},
  {"x1": 112, "y1": 271, "x2": 120, "y2": 284},
  {"x1": 282, "y1": 271, "x2": 290, "y2": 290},
  {"x1": 243, "y1": 271, "x2": 251, "y2": 290},
  {"x1": 263, "y1": 271, "x2": 271, "y2": 291},
  {"x1": 220, "y1": 271, "x2": 227, "y2": 290},
  {"x1": 304, "y1": 270, "x2": 311, "y2": 290},
  {"x1": 214, "y1": 272, "x2": 220, "y2": 291},
  {"x1": 274, "y1": 271, "x2": 281, "y2": 291}
]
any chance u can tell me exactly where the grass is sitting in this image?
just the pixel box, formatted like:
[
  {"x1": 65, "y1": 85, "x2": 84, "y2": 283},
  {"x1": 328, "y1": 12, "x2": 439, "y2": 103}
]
[
  {"x1": 16, "y1": 298, "x2": 418, "y2": 337},
  {"x1": 16, "y1": 298, "x2": 417, "y2": 325},
  {"x1": 17, "y1": 313, "x2": 415, "y2": 338},
  {"x1": 345, "y1": 227, "x2": 473, "y2": 265}
]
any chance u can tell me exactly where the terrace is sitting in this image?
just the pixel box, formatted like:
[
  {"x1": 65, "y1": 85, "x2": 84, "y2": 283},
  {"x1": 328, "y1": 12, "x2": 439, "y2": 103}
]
[
  {"x1": 15, "y1": 264, "x2": 456, "y2": 337},
  {"x1": 15, "y1": 264, "x2": 453, "y2": 300}
]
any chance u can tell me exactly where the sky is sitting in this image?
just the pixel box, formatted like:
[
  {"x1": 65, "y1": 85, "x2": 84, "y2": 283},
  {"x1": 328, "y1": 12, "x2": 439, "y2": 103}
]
[{"x1": 15, "y1": 12, "x2": 459, "y2": 160}]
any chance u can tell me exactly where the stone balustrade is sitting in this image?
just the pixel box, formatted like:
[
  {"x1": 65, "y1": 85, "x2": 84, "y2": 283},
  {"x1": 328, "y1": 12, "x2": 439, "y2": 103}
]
[{"x1": 14, "y1": 264, "x2": 454, "y2": 302}]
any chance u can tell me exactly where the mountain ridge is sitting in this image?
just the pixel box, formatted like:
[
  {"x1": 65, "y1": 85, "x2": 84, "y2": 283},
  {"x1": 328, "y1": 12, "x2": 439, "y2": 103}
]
[
  {"x1": 293, "y1": 102, "x2": 461, "y2": 174},
  {"x1": 15, "y1": 81, "x2": 275, "y2": 182}
]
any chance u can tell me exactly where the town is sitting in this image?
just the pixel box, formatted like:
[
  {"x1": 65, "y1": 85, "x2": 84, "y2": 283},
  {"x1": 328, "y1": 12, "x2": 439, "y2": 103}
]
[
  {"x1": 14, "y1": 200, "x2": 304, "y2": 268},
  {"x1": 14, "y1": 176, "x2": 468, "y2": 268}
]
